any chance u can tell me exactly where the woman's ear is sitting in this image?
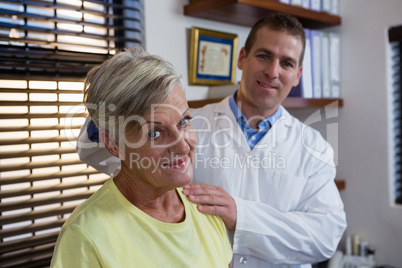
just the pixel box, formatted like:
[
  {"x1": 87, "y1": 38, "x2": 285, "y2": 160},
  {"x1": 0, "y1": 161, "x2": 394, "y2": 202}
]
[{"x1": 99, "y1": 130, "x2": 122, "y2": 159}]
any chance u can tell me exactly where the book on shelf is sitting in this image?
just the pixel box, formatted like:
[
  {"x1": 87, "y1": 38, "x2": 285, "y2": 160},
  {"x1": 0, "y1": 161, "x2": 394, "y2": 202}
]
[
  {"x1": 322, "y1": 32, "x2": 331, "y2": 98},
  {"x1": 288, "y1": 29, "x2": 313, "y2": 99},
  {"x1": 310, "y1": 0, "x2": 321, "y2": 12},
  {"x1": 329, "y1": 32, "x2": 341, "y2": 98},
  {"x1": 301, "y1": 0, "x2": 310, "y2": 9},
  {"x1": 288, "y1": 83, "x2": 302, "y2": 97},
  {"x1": 331, "y1": 0, "x2": 340, "y2": 15},
  {"x1": 290, "y1": 0, "x2": 302, "y2": 6},
  {"x1": 301, "y1": 28, "x2": 313, "y2": 98},
  {"x1": 311, "y1": 29, "x2": 323, "y2": 98},
  {"x1": 322, "y1": 0, "x2": 332, "y2": 14}
]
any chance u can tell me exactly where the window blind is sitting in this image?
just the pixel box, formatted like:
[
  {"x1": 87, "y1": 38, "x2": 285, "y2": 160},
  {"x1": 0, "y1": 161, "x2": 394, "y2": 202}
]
[
  {"x1": 0, "y1": 1, "x2": 144, "y2": 267},
  {"x1": 389, "y1": 26, "x2": 402, "y2": 205}
]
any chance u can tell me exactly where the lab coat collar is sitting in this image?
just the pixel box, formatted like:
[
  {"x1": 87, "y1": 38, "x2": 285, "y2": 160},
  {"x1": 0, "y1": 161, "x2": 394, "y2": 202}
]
[{"x1": 211, "y1": 97, "x2": 293, "y2": 148}]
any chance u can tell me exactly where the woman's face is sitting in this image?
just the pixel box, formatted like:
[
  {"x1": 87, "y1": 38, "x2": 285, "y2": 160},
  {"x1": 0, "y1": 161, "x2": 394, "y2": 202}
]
[{"x1": 121, "y1": 86, "x2": 197, "y2": 192}]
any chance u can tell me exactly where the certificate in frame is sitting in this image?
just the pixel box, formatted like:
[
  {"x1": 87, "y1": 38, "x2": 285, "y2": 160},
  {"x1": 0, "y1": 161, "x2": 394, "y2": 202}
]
[{"x1": 189, "y1": 27, "x2": 238, "y2": 86}]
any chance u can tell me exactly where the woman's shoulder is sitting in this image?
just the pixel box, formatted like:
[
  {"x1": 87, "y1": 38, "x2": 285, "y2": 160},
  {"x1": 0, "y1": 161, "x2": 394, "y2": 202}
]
[
  {"x1": 177, "y1": 187, "x2": 227, "y2": 232},
  {"x1": 62, "y1": 179, "x2": 115, "y2": 228}
]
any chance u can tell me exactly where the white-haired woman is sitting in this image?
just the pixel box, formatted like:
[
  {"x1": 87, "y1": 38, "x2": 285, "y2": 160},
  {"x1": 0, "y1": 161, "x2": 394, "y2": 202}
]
[{"x1": 51, "y1": 48, "x2": 232, "y2": 268}]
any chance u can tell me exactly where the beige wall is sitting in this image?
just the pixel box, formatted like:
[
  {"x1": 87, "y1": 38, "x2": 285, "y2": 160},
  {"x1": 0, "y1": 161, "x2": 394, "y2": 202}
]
[
  {"x1": 145, "y1": 0, "x2": 402, "y2": 266},
  {"x1": 337, "y1": 0, "x2": 402, "y2": 266}
]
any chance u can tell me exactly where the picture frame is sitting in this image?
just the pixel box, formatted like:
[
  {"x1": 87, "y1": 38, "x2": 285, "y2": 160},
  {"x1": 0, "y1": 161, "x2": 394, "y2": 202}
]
[{"x1": 188, "y1": 27, "x2": 238, "y2": 86}]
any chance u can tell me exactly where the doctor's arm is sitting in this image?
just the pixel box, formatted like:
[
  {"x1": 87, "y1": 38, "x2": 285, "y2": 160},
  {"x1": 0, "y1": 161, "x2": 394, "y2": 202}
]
[{"x1": 183, "y1": 158, "x2": 346, "y2": 264}]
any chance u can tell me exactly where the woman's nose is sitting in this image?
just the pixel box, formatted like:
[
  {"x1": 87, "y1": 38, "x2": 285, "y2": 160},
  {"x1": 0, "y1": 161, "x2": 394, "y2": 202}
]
[{"x1": 168, "y1": 130, "x2": 191, "y2": 155}]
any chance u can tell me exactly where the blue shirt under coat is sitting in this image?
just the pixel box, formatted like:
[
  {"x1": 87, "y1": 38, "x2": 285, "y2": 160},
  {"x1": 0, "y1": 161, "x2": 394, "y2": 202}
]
[{"x1": 228, "y1": 91, "x2": 282, "y2": 150}]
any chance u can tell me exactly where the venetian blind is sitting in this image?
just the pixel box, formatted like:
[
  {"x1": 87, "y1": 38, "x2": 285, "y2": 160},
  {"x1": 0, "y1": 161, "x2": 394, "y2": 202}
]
[
  {"x1": 0, "y1": 0, "x2": 144, "y2": 267},
  {"x1": 389, "y1": 26, "x2": 402, "y2": 205}
]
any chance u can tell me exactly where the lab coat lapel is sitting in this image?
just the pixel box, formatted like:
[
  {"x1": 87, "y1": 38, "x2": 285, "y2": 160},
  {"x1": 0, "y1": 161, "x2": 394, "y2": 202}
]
[
  {"x1": 210, "y1": 99, "x2": 294, "y2": 151},
  {"x1": 212, "y1": 98, "x2": 251, "y2": 153}
]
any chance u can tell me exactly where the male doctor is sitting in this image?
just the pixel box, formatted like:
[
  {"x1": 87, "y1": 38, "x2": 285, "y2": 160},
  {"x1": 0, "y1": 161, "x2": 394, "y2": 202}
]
[{"x1": 77, "y1": 13, "x2": 346, "y2": 268}]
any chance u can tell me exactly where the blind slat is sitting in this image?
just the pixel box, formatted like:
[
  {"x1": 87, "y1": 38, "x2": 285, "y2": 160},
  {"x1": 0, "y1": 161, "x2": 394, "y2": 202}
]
[
  {"x1": 0, "y1": 124, "x2": 84, "y2": 133},
  {"x1": 1, "y1": 204, "x2": 77, "y2": 225},
  {"x1": 0, "y1": 101, "x2": 84, "y2": 106},
  {"x1": 0, "y1": 9, "x2": 142, "y2": 28},
  {"x1": 0, "y1": 244, "x2": 55, "y2": 267},
  {"x1": 0, "y1": 44, "x2": 109, "y2": 61},
  {"x1": 0, "y1": 159, "x2": 86, "y2": 173},
  {"x1": 0, "y1": 219, "x2": 65, "y2": 240},
  {"x1": 0, "y1": 168, "x2": 101, "y2": 185},
  {"x1": 0, "y1": 147, "x2": 80, "y2": 160},
  {"x1": 390, "y1": 38, "x2": 402, "y2": 204},
  {"x1": 0, "y1": 23, "x2": 142, "y2": 42},
  {"x1": 6, "y1": 0, "x2": 143, "y2": 13},
  {"x1": 0, "y1": 113, "x2": 86, "y2": 120},
  {"x1": 0, "y1": 178, "x2": 107, "y2": 198},
  {"x1": 0, "y1": 89, "x2": 83, "y2": 94},
  {"x1": 0, "y1": 190, "x2": 97, "y2": 212},
  {"x1": 0, "y1": 233, "x2": 58, "y2": 254}
]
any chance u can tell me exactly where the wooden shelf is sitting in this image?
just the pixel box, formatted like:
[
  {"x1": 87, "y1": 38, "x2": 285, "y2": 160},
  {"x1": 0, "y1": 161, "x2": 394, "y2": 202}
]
[
  {"x1": 184, "y1": 0, "x2": 341, "y2": 29},
  {"x1": 335, "y1": 180, "x2": 345, "y2": 191},
  {"x1": 188, "y1": 97, "x2": 343, "y2": 109},
  {"x1": 283, "y1": 97, "x2": 343, "y2": 108}
]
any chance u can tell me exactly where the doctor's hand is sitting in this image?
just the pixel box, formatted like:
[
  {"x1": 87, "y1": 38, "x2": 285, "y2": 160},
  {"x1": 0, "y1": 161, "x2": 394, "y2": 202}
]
[{"x1": 183, "y1": 184, "x2": 237, "y2": 230}]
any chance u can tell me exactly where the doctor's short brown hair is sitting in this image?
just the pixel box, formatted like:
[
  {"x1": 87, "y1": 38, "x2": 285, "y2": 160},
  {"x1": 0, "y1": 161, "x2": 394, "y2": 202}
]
[{"x1": 244, "y1": 12, "x2": 306, "y2": 66}]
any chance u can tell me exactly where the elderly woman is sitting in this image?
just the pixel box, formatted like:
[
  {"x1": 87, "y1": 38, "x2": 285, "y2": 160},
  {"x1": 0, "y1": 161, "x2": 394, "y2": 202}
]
[{"x1": 51, "y1": 48, "x2": 232, "y2": 267}]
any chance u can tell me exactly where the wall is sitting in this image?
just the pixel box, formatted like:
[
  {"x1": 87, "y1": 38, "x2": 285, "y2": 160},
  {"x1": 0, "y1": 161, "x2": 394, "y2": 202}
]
[
  {"x1": 144, "y1": 0, "x2": 247, "y2": 100},
  {"x1": 337, "y1": 0, "x2": 402, "y2": 266},
  {"x1": 145, "y1": 0, "x2": 402, "y2": 266}
]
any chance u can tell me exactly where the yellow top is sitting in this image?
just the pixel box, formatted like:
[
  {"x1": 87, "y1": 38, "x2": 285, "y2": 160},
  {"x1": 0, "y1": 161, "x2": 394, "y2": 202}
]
[{"x1": 51, "y1": 179, "x2": 232, "y2": 268}]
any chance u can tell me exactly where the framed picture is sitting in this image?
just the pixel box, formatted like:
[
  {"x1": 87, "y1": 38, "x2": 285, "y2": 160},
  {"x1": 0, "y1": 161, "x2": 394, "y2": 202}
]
[{"x1": 189, "y1": 27, "x2": 238, "y2": 86}]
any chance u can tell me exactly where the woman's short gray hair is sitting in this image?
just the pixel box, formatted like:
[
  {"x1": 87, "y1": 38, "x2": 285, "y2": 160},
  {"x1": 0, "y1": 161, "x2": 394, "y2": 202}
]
[{"x1": 83, "y1": 48, "x2": 183, "y2": 142}]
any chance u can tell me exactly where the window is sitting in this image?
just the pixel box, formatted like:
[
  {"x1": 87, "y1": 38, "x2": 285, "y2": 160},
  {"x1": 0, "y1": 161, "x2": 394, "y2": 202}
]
[
  {"x1": 0, "y1": 1, "x2": 144, "y2": 267},
  {"x1": 389, "y1": 25, "x2": 402, "y2": 205}
]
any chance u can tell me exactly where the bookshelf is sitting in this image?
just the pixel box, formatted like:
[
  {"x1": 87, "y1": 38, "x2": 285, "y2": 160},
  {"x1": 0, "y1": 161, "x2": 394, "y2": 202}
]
[
  {"x1": 188, "y1": 97, "x2": 343, "y2": 109},
  {"x1": 184, "y1": 0, "x2": 341, "y2": 29}
]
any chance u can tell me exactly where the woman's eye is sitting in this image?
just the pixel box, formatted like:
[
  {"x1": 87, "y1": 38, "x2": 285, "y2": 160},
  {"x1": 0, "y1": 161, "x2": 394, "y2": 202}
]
[
  {"x1": 179, "y1": 116, "x2": 192, "y2": 126},
  {"x1": 148, "y1": 130, "x2": 161, "y2": 139}
]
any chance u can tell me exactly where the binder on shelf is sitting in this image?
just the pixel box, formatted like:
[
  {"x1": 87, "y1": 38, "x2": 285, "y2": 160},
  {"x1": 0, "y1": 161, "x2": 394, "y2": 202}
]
[
  {"x1": 301, "y1": 29, "x2": 313, "y2": 98},
  {"x1": 322, "y1": 0, "x2": 332, "y2": 13},
  {"x1": 321, "y1": 32, "x2": 331, "y2": 98},
  {"x1": 310, "y1": 0, "x2": 321, "y2": 12},
  {"x1": 311, "y1": 30, "x2": 322, "y2": 98},
  {"x1": 290, "y1": 0, "x2": 302, "y2": 6},
  {"x1": 301, "y1": 0, "x2": 310, "y2": 9},
  {"x1": 329, "y1": 32, "x2": 341, "y2": 98},
  {"x1": 290, "y1": 29, "x2": 313, "y2": 99},
  {"x1": 331, "y1": 0, "x2": 340, "y2": 15},
  {"x1": 288, "y1": 83, "x2": 302, "y2": 97}
]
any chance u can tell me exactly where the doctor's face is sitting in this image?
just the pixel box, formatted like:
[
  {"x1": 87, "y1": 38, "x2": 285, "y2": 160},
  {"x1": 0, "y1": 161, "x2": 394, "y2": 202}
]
[
  {"x1": 237, "y1": 26, "x2": 303, "y2": 118},
  {"x1": 121, "y1": 86, "x2": 197, "y2": 192}
]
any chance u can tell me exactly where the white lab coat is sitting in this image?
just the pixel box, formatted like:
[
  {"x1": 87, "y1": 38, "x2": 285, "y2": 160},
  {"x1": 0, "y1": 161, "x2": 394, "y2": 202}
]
[
  {"x1": 191, "y1": 98, "x2": 346, "y2": 268},
  {"x1": 76, "y1": 97, "x2": 346, "y2": 268}
]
